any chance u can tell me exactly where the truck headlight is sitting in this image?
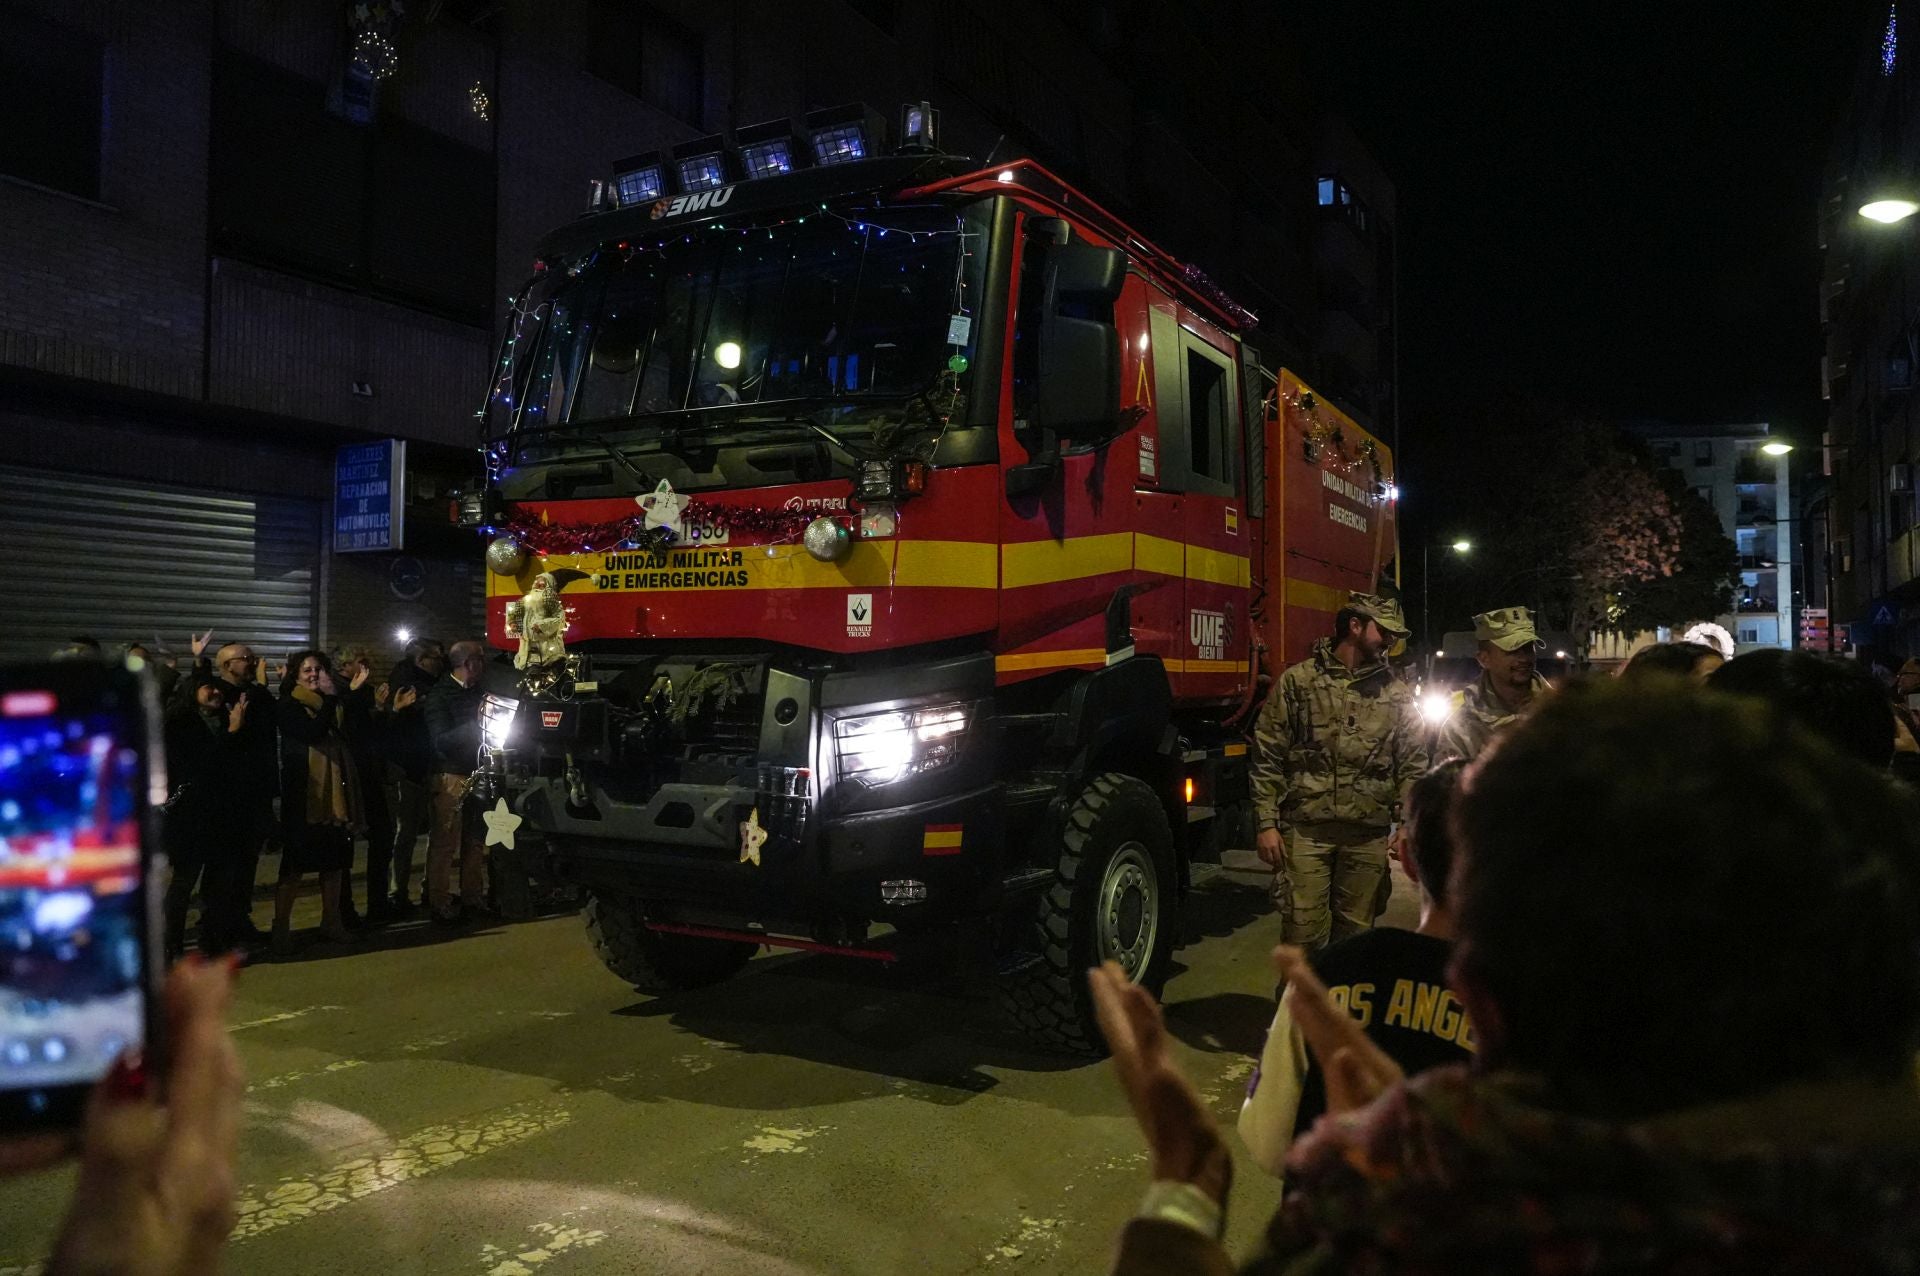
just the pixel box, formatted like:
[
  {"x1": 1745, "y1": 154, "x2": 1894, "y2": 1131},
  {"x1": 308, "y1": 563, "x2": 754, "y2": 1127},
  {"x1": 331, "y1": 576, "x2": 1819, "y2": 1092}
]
[
  {"x1": 834, "y1": 703, "x2": 970, "y2": 786},
  {"x1": 481, "y1": 693, "x2": 521, "y2": 749}
]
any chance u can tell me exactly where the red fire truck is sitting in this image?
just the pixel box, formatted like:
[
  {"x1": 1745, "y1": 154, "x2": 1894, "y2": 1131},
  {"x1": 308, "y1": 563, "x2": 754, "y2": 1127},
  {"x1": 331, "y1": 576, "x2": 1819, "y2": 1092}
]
[{"x1": 470, "y1": 104, "x2": 1396, "y2": 1050}]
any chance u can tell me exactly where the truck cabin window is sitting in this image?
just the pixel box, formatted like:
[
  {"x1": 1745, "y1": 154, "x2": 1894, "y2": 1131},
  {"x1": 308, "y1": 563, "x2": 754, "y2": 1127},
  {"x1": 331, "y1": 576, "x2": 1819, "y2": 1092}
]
[{"x1": 502, "y1": 203, "x2": 983, "y2": 434}]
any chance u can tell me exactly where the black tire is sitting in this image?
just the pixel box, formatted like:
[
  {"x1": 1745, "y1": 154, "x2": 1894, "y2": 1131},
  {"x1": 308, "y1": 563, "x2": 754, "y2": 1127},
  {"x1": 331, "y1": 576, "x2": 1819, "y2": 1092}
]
[
  {"x1": 1000, "y1": 772, "x2": 1178, "y2": 1054},
  {"x1": 584, "y1": 892, "x2": 757, "y2": 993}
]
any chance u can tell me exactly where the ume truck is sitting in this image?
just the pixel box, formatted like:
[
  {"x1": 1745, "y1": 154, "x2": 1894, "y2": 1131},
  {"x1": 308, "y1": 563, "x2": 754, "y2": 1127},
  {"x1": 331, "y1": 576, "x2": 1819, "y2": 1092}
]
[{"x1": 468, "y1": 103, "x2": 1397, "y2": 1050}]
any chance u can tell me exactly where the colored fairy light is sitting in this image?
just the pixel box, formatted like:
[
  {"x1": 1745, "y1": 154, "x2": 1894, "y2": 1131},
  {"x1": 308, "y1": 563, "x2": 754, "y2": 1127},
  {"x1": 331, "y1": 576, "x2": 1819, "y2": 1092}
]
[{"x1": 1886, "y1": 4, "x2": 1900, "y2": 76}]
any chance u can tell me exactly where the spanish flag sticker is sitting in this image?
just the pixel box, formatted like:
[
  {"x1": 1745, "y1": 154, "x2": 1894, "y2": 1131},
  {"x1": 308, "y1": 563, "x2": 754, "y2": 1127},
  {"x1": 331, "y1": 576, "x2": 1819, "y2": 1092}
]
[{"x1": 922, "y1": 824, "x2": 964, "y2": 856}]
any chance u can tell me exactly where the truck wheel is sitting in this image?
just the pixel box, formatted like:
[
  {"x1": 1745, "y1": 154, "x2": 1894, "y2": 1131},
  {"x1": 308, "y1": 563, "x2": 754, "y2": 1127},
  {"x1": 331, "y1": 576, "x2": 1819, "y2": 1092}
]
[
  {"x1": 1001, "y1": 772, "x2": 1177, "y2": 1054},
  {"x1": 584, "y1": 892, "x2": 757, "y2": 993}
]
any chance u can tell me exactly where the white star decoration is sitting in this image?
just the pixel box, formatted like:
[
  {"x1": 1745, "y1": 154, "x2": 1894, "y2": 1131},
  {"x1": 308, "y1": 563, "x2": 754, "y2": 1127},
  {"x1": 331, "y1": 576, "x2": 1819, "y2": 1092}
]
[
  {"x1": 481, "y1": 798, "x2": 524, "y2": 851},
  {"x1": 637, "y1": 478, "x2": 689, "y2": 538},
  {"x1": 739, "y1": 809, "x2": 768, "y2": 867}
]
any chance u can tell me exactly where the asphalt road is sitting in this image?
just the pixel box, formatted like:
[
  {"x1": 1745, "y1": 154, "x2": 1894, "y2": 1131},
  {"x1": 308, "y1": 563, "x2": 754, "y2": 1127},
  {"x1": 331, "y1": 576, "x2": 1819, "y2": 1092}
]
[{"x1": 0, "y1": 850, "x2": 1418, "y2": 1275}]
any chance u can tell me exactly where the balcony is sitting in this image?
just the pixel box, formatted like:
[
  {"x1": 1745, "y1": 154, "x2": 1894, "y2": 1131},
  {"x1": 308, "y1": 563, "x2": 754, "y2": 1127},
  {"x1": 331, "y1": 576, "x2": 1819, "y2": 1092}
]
[
  {"x1": 1738, "y1": 555, "x2": 1778, "y2": 570},
  {"x1": 1736, "y1": 598, "x2": 1781, "y2": 614},
  {"x1": 1734, "y1": 459, "x2": 1779, "y2": 485}
]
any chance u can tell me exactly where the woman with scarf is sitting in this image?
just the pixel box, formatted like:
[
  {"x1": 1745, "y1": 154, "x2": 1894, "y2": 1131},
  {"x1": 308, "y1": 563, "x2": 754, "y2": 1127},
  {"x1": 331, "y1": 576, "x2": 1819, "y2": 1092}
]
[
  {"x1": 271, "y1": 651, "x2": 364, "y2": 956},
  {"x1": 160, "y1": 672, "x2": 249, "y2": 959}
]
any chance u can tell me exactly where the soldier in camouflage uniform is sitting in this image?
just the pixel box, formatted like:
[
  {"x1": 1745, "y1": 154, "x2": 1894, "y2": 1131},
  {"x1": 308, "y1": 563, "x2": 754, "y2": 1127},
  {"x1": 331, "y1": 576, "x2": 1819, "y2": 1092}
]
[
  {"x1": 1434, "y1": 606, "x2": 1554, "y2": 763},
  {"x1": 1251, "y1": 592, "x2": 1427, "y2": 949}
]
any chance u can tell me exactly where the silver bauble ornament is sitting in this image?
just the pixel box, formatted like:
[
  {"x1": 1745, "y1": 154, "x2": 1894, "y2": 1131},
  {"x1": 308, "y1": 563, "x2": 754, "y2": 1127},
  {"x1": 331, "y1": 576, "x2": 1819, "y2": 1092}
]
[{"x1": 487, "y1": 536, "x2": 529, "y2": 576}]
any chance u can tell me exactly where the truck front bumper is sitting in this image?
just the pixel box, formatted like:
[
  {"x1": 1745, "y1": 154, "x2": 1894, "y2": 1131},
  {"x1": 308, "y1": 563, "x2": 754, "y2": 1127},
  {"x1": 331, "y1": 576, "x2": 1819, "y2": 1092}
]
[{"x1": 516, "y1": 771, "x2": 1005, "y2": 931}]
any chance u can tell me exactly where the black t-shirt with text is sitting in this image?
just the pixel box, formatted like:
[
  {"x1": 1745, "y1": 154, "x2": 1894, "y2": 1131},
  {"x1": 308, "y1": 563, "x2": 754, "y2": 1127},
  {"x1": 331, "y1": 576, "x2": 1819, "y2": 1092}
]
[{"x1": 1293, "y1": 927, "x2": 1476, "y2": 1136}]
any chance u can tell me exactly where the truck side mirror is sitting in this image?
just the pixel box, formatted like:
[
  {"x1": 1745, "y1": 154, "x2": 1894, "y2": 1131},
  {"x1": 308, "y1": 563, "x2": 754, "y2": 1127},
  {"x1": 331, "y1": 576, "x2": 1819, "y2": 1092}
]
[{"x1": 1037, "y1": 239, "x2": 1125, "y2": 442}]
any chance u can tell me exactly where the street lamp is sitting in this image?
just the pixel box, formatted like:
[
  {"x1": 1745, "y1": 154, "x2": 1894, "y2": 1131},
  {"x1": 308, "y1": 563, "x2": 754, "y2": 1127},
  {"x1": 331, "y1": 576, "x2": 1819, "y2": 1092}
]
[
  {"x1": 1860, "y1": 170, "x2": 1920, "y2": 224},
  {"x1": 1761, "y1": 441, "x2": 1793, "y2": 457},
  {"x1": 1861, "y1": 198, "x2": 1920, "y2": 224},
  {"x1": 1423, "y1": 539, "x2": 1472, "y2": 675}
]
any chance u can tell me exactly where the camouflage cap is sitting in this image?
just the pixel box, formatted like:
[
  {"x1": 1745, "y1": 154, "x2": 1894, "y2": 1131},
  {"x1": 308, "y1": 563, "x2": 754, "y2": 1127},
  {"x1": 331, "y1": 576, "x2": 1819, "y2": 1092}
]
[
  {"x1": 1347, "y1": 591, "x2": 1411, "y2": 638},
  {"x1": 1474, "y1": 606, "x2": 1540, "y2": 652}
]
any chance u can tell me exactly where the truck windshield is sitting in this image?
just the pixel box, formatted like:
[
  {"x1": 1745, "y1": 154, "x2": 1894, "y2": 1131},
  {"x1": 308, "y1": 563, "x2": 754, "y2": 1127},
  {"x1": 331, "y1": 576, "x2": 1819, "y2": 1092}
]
[{"x1": 495, "y1": 201, "x2": 985, "y2": 435}]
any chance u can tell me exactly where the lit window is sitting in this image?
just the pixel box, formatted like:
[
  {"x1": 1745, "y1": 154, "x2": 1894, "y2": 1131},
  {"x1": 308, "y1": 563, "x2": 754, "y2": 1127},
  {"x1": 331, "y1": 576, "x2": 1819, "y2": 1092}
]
[{"x1": 1317, "y1": 176, "x2": 1335, "y2": 206}]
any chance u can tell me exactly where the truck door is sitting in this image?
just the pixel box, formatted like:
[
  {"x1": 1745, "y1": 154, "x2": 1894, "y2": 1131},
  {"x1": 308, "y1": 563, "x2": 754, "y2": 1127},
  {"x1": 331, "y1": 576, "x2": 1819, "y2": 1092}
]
[{"x1": 1149, "y1": 305, "x2": 1250, "y2": 700}]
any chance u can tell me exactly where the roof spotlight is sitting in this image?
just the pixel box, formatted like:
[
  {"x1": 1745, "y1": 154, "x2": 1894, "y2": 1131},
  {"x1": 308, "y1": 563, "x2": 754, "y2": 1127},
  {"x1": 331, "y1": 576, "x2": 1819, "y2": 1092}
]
[
  {"x1": 611, "y1": 152, "x2": 665, "y2": 207},
  {"x1": 804, "y1": 103, "x2": 882, "y2": 166},
  {"x1": 672, "y1": 135, "x2": 730, "y2": 191},
  {"x1": 736, "y1": 118, "x2": 805, "y2": 180},
  {"x1": 897, "y1": 100, "x2": 939, "y2": 153}
]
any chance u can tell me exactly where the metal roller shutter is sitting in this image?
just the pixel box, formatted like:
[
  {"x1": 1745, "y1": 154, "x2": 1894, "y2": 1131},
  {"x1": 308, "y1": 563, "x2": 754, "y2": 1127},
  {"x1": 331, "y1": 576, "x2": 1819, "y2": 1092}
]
[{"x1": 0, "y1": 465, "x2": 320, "y2": 663}]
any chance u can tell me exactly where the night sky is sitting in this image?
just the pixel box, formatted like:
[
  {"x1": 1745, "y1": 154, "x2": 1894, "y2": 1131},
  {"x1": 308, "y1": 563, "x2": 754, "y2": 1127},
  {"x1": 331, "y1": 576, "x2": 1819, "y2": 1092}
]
[{"x1": 1291, "y1": 1, "x2": 1888, "y2": 533}]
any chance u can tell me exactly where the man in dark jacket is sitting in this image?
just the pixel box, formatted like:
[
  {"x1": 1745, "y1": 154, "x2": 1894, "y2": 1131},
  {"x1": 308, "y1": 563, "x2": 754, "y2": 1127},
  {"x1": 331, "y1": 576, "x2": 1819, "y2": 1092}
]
[
  {"x1": 160, "y1": 674, "x2": 249, "y2": 957},
  {"x1": 384, "y1": 638, "x2": 445, "y2": 913},
  {"x1": 336, "y1": 645, "x2": 414, "y2": 924},
  {"x1": 210, "y1": 641, "x2": 277, "y2": 943},
  {"x1": 424, "y1": 640, "x2": 487, "y2": 923}
]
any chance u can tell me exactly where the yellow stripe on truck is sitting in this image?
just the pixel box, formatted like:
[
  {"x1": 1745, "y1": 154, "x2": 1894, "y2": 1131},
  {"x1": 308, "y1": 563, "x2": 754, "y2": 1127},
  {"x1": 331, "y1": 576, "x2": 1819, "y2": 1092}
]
[
  {"x1": 1001, "y1": 532, "x2": 1135, "y2": 588},
  {"x1": 1285, "y1": 576, "x2": 1351, "y2": 614},
  {"x1": 1185, "y1": 543, "x2": 1252, "y2": 588},
  {"x1": 1133, "y1": 533, "x2": 1186, "y2": 578},
  {"x1": 994, "y1": 647, "x2": 1108, "y2": 673},
  {"x1": 488, "y1": 540, "x2": 999, "y2": 596},
  {"x1": 921, "y1": 829, "x2": 964, "y2": 849},
  {"x1": 488, "y1": 532, "x2": 1249, "y2": 596}
]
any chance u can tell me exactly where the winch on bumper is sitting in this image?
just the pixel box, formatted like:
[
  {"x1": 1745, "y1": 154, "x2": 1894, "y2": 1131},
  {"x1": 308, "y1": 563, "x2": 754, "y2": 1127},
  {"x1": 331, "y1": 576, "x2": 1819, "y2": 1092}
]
[{"x1": 481, "y1": 651, "x2": 1001, "y2": 931}]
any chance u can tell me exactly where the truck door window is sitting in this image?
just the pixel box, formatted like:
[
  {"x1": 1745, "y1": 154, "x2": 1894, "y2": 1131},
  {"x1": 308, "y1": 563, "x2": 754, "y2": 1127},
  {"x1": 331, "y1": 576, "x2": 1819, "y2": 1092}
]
[{"x1": 1186, "y1": 348, "x2": 1229, "y2": 484}]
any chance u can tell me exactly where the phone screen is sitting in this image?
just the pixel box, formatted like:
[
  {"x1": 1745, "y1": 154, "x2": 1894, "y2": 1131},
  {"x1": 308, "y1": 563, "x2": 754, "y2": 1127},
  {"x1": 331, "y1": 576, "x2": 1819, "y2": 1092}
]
[{"x1": 0, "y1": 668, "x2": 153, "y2": 1120}]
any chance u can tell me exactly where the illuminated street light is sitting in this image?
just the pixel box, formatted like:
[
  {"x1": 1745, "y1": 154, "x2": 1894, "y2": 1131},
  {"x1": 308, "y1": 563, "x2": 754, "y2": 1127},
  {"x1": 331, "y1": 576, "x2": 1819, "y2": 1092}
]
[
  {"x1": 1424, "y1": 539, "x2": 1477, "y2": 677},
  {"x1": 1761, "y1": 441, "x2": 1793, "y2": 456},
  {"x1": 1860, "y1": 198, "x2": 1920, "y2": 224}
]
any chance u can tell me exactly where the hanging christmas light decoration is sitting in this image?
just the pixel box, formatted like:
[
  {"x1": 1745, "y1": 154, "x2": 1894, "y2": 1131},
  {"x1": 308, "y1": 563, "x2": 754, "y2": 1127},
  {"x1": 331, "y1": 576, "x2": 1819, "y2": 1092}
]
[
  {"x1": 469, "y1": 80, "x2": 491, "y2": 121},
  {"x1": 1885, "y1": 5, "x2": 1901, "y2": 77},
  {"x1": 352, "y1": 28, "x2": 398, "y2": 80}
]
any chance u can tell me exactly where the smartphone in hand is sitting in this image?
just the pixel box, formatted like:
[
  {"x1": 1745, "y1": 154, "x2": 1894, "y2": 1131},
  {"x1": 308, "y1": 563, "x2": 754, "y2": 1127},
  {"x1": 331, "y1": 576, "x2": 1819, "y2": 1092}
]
[{"x1": 0, "y1": 661, "x2": 163, "y2": 1131}]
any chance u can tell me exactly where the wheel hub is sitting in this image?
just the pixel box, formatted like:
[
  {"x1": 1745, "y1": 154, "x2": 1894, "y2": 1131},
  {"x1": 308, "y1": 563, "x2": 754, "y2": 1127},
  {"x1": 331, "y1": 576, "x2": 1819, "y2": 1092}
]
[{"x1": 1098, "y1": 842, "x2": 1159, "y2": 979}]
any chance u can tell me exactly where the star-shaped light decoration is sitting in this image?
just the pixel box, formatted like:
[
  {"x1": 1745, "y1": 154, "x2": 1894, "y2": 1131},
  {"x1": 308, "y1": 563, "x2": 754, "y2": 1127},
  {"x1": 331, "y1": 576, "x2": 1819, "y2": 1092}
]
[
  {"x1": 739, "y1": 809, "x2": 768, "y2": 867},
  {"x1": 481, "y1": 797, "x2": 524, "y2": 851},
  {"x1": 637, "y1": 478, "x2": 689, "y2": 540}
]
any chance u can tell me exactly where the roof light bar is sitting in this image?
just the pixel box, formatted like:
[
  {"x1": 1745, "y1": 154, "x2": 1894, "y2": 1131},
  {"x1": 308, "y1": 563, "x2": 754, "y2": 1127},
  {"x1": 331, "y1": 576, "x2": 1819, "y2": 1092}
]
[
  {"x1": 611, "y1": 152, "x2": 666, "y2": 207},
  {"x1": 804, "y1": 103, "x2": 883, "y2": 167},
  {"x1": 735, "y1": 118, "x2": 806, "y2": 180},
  {"x1": 672, "y1": 134, "x2": 731, "y2": 191}
]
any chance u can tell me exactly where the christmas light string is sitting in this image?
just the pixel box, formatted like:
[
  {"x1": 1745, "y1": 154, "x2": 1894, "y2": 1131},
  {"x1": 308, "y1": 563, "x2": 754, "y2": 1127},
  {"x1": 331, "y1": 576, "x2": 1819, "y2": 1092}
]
[{"x1": 1280, "y1": 387, "x2": 1387, "y2": 492}]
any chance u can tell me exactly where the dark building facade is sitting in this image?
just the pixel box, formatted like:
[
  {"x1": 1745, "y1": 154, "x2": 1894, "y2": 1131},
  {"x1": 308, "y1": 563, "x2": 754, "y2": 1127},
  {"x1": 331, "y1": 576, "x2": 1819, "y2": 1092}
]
[
  {"x1": 0, "y1": 0, "x2": 1397, "y2": 666},
  {"x1": 1820, "y1": 4, "x2": 1920, "y2": 657}
]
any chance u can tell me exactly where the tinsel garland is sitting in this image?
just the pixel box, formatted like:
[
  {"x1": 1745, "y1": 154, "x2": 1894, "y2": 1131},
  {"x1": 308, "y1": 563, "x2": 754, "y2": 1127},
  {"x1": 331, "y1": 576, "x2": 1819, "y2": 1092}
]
[
  {"x1": 1279, "y1": 387, "x2": 1381, "y2": 482},
  {"x1": 498, "y1": 502, "x2": 847, "y2": 556},
  {"x1": 1178, "y1": 263, "x2": 1259, "y2": 331}
]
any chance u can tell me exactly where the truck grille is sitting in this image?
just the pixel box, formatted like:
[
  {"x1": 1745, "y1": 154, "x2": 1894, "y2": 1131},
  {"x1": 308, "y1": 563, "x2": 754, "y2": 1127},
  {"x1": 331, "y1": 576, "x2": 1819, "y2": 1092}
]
[
  {"x1": 681, "y1": 697, "x2": 760, "y2": 759},
  {"x1": 669, "y1": 659, "x2": 764, "y2": 763}
]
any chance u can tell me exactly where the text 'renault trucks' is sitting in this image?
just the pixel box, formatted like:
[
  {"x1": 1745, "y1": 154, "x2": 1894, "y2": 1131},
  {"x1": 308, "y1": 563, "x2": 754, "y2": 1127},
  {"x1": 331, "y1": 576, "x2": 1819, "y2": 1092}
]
[{"x1": 467, "y1": 103, "x2": 1397, "y2": 1050}]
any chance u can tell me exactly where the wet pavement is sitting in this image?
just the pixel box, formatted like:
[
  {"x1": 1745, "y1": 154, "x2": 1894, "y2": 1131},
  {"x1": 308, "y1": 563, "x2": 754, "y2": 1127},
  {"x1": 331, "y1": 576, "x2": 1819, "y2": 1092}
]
[{"x1": 0, "y1": 849, "x2": 1418, "y2": 1274}]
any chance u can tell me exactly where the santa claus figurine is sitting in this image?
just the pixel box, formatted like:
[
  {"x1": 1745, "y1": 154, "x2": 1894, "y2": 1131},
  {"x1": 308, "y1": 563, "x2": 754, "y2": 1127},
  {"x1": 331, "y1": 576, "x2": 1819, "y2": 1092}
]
[{"x1": 514, "y1": 570, "x2": 578, "y2": 669}]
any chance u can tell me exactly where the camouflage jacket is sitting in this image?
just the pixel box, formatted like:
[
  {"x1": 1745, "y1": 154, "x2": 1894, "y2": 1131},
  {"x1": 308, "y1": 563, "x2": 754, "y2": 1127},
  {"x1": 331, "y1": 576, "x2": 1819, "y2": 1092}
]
[
  {"x1": 1433, "y1": 672, "x2": 1552, "y2": 763},
  {"x1": 1251, "y1": 640, "x2": 1426, "y2": 831}
]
